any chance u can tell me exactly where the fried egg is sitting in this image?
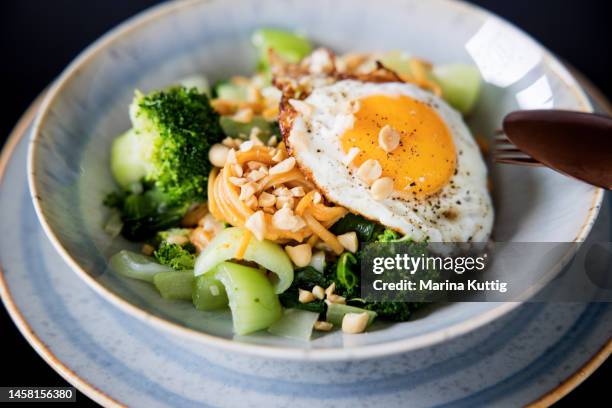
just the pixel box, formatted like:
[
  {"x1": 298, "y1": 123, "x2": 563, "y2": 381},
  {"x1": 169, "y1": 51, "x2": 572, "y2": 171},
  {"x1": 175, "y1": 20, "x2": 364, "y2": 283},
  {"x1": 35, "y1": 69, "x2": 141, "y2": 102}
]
[{"x1": 281, "y1": 80, "x2": 493, "y2": 242}]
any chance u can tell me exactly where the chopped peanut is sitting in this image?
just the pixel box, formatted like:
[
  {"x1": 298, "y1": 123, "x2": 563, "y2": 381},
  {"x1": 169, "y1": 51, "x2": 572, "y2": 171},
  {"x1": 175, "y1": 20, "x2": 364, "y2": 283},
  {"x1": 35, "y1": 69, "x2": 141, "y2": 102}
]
[
  {"x1": 269, "y1": 157, "x2": 296, "y2": 175},
  {"x1": 290, "y1": 186, "x2": 306, "y2": 197},
  {"x1": 258, "y1": 192, "x2": 276, "y2": 208},
  {"x1": 247, "y1": 168, "x2": 267, "y2": 182},
  {"x1": 208, "y1": 143, "x2": 230, "y2": 168},
  {"x1": 245, "y1": 195, "x2": 258, "y2": 209},
  {"x1": 314, "y1": 321, "x2": 333, "y2": 331},
  {"x1": 247, "y1": 161, "x2": 267, "y2": 170},
  {"x1": 273, "y1": 186, "x2": 292, "y2": 196},
  {"x1": 272, "y1": 207, "x2": 306, "y2": 232},
  {"x1": 272, "y1": 148, "x2": 286, "y2": 162},
  {"x1": 356, "y1": 159, "x2": 382, "y2": 184},
  {"x1": 327, "y1": 294, "x2": 346, "y2": 304},
  {"x1": 298, "y1": 288, "x2": 316, "y2": 303},
  {"x1": 337, "y1": 231, "x2": 358, "y2": 253},
  {"x1": 275, "y1": 195, "x2": 295, "y2": 210},
  {"x1": 245, "y1": 210, "x2": 266, "y2": 241},
  {"x1": 229, "y1": 177, "x2": 247, "y2": 186},
  {"x1": 378, "y1": 125, "x2": 401, "y2": 153},
  {"x1": 239, "y1": 182, "x2": 257, "y2": 201},
  {"x1": 267, "y1": 135, "x2": 278, "y2": 146},
  {"x1": 312, "y1": 285, "x2": 325, "y2": 300},
  {"x1": 232, "y1": 164, "x2": 244, "y2": 177},
  {"x1": 342, "y1": 312, "x2": 369, "y2": 334},
  {"x1": 325, "y1": 282, "x2": 336, "y2": 298},
  {"x1": 249, "y1": 129, "x2": 264, "y2": 145},
  {"x1": 371, "y1": 177, "x2": 394, "y2": 200},
  {"x1": 286, "y1": 244, "x2": 312, "y2": 267},
  {"x1": 222, "y1": 137, "x2": 236, "y2": 147},
  {"x1": 239, "y1": 140, "x2": 254, "y2": 152}
]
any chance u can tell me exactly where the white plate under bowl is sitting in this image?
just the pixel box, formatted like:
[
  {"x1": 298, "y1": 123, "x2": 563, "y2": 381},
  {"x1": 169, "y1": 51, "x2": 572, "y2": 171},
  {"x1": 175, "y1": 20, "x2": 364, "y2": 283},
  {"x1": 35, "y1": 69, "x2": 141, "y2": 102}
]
[
  {"x1": 3, "y1": 97, "x2": 610, "y2": 406},
  {"x1": 27, "y1": 0, "x2": 603, "y2": 359}
]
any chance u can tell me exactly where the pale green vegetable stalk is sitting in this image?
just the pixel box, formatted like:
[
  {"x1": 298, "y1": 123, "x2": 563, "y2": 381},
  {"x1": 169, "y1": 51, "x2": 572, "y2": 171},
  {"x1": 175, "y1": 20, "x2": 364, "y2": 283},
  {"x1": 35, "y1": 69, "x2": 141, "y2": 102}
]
[
  {"x1": 192, "y1": 270, "x2": 228, "y2": 310},
  {"x1": 432, "y1": 64, "x2": 481, "y2": 114},
  {"x1": 194, "y1": 227, "x2": 293, "y2": 294},
  {"x1": 268, "y1": 309, "x2": 320, "y2": 341},
  {"x1": 378, "y1": 52, "x2": 481, "y2": 114},
  {"x1": 153, "y1": 271, "x2": 194, "y2": 300},
  {"x1": 214, "y1": 262, "x2": 282, "y2": 335},
  {"x1": 109, "y1": 250, "x2": 173, "y2": 283},
  {"x1": 110, "y1": 129, "x2": 149, "y2": 189},
  {"x1": 326, "y1": 303, "x2": 377, "y2": 327},
  {"x1": 251, "y1": 28, "x2": 313, "y2": 72},
  {"x1": 379, "y1": 51, "x2": 412, "y2": 76}
]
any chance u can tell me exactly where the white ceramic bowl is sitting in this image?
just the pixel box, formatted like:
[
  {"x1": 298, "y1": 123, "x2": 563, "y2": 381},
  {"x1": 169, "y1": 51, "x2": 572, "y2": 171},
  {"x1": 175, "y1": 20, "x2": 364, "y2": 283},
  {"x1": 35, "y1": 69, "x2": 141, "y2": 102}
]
[{"x1": 28, "y1": 0, "x2": 602, "y2": 360}]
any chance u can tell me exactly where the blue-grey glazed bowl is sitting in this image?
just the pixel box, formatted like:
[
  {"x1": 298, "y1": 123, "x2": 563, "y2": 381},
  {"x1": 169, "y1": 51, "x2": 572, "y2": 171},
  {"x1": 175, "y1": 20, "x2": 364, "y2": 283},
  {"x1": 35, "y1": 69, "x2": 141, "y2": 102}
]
[{"x1": 28, "y1": 0, "x2": 602, "y2": 360}]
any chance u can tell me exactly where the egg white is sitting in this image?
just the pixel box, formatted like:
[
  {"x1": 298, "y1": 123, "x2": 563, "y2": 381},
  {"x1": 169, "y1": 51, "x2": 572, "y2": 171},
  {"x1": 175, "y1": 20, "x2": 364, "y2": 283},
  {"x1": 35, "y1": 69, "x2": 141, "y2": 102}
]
[{"x1": 286, "y1": 80, "x2": 494, "y2": 242}]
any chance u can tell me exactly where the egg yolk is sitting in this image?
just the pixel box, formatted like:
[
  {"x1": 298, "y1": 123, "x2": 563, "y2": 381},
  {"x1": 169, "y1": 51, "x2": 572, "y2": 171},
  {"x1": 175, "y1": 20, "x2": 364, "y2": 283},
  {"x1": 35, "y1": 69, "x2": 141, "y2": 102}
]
[{"x1": 341, "y1": 95, "x2": 456, "y2": 197}]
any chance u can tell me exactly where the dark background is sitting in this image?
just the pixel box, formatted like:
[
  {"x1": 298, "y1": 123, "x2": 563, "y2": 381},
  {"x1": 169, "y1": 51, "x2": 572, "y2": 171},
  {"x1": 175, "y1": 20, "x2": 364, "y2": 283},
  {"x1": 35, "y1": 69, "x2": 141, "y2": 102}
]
[{"x1": 0, "y1": 0, "x2": 610, "y2": 406}]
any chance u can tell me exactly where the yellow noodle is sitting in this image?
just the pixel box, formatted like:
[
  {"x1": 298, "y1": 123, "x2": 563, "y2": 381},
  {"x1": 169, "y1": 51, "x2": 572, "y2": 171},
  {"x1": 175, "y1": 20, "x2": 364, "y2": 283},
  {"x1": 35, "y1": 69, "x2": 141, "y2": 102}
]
[
  {"x1": 207, "y1": 169, "x2": 223, "y2": 220},
  {"x1": 208, "y1": 144, "x2": 348, "y2": 249},
  {"x1": 295, "y1": 191, "x2": 315, "y2": 215},
  {"x1": 235, "y1": 229, "x2": 252, "y2": 260},
  {"x1": 303, "y1": 213, "x2": 344, "y2": 255}
]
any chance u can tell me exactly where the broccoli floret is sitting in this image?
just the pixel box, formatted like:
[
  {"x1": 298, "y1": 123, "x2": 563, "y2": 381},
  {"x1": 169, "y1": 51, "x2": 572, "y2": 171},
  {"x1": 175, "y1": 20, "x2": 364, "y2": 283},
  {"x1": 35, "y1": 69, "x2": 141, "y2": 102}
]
[
  {"x1": 376, "y1": 229, "x2": 401, "y2": 242},
  {"x1": 104, "y1": 186, "x2": 190, "y2": 241},
  {"x1": 132, "y1": 87, "x2": 224, "y2": 202},
  {"x1": 363, "y1": 302, "x2": 415, "y2": 321},
  {"x1": 154, "y1": 242, "x2": 196, "y2": 271},
  {"x1": 112, "y1": 86, "x2": 224, "y2": 204},
  {"x1": 106, "y1": 86, "x2": 225, "y2": 241}
]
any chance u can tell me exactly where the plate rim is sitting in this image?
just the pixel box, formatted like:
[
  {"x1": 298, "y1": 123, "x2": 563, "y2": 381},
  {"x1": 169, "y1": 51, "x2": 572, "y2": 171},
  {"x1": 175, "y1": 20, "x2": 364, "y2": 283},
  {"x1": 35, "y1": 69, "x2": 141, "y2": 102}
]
[
  {"x1": 24, "y1": 0, "x2": 605, "y2": 361},
  {"x1": 1, "y1": 86, "x2": 609, "y2": 407},
  {"x1": 0, "y1": 94, "x2": 124, "y2": 408}
]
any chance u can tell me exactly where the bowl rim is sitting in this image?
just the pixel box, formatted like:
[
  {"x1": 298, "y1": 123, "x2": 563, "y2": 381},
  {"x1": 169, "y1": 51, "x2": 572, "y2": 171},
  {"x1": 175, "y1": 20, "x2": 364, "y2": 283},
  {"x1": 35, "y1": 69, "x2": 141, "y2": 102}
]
[
  {"x1": 27, "y1": 0, "x2": 604, "y2": 361},
  {"x1": 6, "y1": 92, "x2": 611, "y2": 408}
]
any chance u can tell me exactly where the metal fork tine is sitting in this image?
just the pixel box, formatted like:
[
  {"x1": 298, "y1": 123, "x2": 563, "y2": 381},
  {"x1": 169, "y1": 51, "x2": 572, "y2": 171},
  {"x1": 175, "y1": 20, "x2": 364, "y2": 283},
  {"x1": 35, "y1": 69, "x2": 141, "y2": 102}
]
[
  {"x1": 494, "y1": 134, "x2": 512, "y2": 143},
  {"x1": 494, "y1": 147, "x2": 524, "y2": 153},
  {"x1": 491, "y1": 130, "x2": 544, "y2": 167},
  {"x1": 494, "y1": 157, "x2": 543, "y2": 166}
]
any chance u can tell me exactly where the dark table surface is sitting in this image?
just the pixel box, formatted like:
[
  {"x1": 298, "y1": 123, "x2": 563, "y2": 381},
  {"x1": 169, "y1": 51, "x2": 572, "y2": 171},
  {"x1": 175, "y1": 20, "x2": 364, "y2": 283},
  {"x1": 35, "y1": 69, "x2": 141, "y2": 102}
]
[{"x1": 0, "y1": 1, "x2": 610, "y2": 406}]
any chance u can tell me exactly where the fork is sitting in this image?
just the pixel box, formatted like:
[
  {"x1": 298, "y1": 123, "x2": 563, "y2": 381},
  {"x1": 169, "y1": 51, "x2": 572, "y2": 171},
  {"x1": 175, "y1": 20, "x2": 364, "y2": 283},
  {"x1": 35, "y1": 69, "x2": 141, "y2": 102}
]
[
  {"x1": 491, "y1": 110, "x2": 612, "y2": 189},
  {"x1": 493, "y1": 129, "x2": 543, "y2": 167}
]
